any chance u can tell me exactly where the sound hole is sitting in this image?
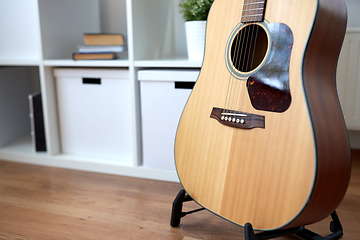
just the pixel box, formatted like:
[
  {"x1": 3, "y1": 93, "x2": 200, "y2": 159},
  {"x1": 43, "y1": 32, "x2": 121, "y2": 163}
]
[{"x1": 230, "y1": 24, "x2": 268, "y2": 73}]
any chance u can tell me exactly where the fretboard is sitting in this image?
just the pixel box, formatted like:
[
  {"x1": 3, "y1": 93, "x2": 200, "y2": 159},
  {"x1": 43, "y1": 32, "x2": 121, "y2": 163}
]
[{"x1": 241, "y1": 0, "x2": 266, "y2": 23}]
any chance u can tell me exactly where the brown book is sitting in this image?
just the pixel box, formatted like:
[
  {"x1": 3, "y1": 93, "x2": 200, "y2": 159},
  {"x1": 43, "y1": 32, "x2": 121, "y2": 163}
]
[
  {"x1": 83, "y1": 33, "x2": 125, "y2": 45},
  {"x1": 72, "y1": 52, "x2": 117, "y2": 60}
]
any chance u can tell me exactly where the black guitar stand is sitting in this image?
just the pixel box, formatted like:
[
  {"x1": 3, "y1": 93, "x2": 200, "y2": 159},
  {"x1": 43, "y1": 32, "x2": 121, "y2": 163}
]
[{"x1": 170, "y1": 189, "x2": 344, "y2": 240}]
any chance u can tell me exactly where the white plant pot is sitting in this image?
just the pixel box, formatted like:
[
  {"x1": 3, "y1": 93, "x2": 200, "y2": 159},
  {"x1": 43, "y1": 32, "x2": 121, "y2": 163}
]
[{"x1": 185, "y1": 20, "x2": 206, "y2": 61}]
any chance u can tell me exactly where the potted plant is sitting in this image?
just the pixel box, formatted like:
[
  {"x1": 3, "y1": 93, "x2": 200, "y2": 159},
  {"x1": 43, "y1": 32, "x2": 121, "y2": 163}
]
[{"x1": 179, "y1": 0, "x2": 214, "y2": 60}]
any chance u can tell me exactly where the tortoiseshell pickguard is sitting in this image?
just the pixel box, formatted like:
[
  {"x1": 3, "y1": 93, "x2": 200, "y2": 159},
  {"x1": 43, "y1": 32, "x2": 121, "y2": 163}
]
[{"x1": 247, "y1": 23, "x2": 293, "y2": 113}]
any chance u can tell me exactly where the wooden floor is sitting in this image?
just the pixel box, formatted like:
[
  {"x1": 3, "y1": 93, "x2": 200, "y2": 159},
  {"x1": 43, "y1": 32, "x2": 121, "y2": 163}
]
[{"x1": 0, "y1": 150, "x2": 359, "y2": 240}]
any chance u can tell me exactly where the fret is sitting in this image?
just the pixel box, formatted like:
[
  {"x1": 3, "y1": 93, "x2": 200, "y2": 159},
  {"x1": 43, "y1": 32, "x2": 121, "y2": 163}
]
[
  {"x1": 243, "y1": 8, "x2": 264, "y2": 12},
  {"x1": 244, "y1": 1, "x2": 265, "y2": 6},
  {"x1": 242, "y1": 14, "x2": 264, "y2": 18},
  {"x1": 241, "y1": 0, "x2": 266, "y2": 23}
]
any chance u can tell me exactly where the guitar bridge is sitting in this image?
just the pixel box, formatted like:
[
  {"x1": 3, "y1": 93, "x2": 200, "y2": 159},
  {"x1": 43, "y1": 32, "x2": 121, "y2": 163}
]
[{"x1": 210, "y1": 107, "x2": 265, "y2": 129}]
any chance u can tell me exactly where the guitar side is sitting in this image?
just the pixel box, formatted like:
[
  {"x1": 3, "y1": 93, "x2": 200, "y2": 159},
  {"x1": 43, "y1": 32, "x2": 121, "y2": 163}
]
[
  {"x1": 174, "y1": 0, "x2": 351, "y2": 231},
  {"x1": 285, "y1": 0, "x2": 351, "y2": 229}
]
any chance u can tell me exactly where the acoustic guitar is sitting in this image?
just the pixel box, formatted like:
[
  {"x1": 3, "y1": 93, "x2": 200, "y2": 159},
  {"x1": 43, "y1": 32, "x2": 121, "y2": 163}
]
[{"x1": 175, "y1": 0, "x2": 351, "y2": 230}]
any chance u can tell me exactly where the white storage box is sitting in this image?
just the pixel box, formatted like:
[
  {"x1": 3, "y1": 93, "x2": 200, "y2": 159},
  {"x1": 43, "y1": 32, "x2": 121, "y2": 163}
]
[
  {"x1": 54, "y1": 68, "x2": 132, "y2": 160},
  {"x1": 138, "y1": 70, "x2": 199, "y2": 170}
]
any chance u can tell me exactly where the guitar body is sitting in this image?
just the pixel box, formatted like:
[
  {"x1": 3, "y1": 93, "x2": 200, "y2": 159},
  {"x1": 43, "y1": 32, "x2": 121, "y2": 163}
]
[{"x1": 175, "y1": 0, "x2": 351, "y2": 231}]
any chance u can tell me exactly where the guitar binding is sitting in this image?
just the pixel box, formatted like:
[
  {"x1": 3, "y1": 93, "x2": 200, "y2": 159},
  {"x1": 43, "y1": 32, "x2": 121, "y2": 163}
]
[{"x1": 170, "y1": 189, "x2": 344, "y2": 240}]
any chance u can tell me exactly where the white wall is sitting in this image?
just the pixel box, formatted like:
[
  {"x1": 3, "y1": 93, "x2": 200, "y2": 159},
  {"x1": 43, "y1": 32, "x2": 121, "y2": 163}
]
[
  {"x1": 345, "y1": 0, "x2": 360, "y2": 28},
  {"x1": 345, "y1": 0, "x2": 360, "y2": 149}
]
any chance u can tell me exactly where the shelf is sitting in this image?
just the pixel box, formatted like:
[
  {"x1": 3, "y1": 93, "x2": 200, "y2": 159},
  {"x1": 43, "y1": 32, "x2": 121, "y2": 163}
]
[
  {"x1": 0, "y1": 136, "x2": 44, "y2": 156},
  {"x1": 0, "y1": 59, "x2": 131, "y2": 68},
  {"x1": 0, "y1": 136, "x2": 179, "y2": 182},
  {"x1": 0, "y1": 59, "x2": 41, "y2": 66},
  {"x1": 135, "y1": 59, "x2": 202, "y2": 68},
  {"x1": 43, "y1": 59, "x2": 130, "y2": 67},
  {"x1": 0, "y1": 136, "x2": 135, "y2": 172}
]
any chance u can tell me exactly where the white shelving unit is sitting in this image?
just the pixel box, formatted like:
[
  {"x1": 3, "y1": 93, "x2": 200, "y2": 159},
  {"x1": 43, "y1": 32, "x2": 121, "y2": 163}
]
[
  {"x1": 1, "y1": 0, "x2": 357, "y2": 182},
  {"x1": 0, "y1": 0, "x2": 200, "y2": 182}
]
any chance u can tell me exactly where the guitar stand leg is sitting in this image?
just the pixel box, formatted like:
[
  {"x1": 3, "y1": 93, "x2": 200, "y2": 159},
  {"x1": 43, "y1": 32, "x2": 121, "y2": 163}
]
[
  {"x1": 244, "y1": 211, "x2": 343, "y2": 240},
  {"x1": 295, "y1": 211, "x2": 343, "y2": 240},
  {"x1": 244, "y1": 223, "x2": 304, "y2": 240},
  {"x1": 170, "y1": 189, "x2": 205, "y2": 227}
]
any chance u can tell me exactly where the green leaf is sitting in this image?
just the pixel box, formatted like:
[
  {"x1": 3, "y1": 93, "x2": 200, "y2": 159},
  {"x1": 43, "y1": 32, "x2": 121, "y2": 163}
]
[{"x1": 179, "y1": 0, "x2": 214, "y2": 21}]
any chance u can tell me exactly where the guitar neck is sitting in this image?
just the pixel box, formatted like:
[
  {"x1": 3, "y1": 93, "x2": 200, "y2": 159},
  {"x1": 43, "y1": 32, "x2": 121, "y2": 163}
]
[{"x1": 241, "y1": 0, "x2": 267, "y2": 23}]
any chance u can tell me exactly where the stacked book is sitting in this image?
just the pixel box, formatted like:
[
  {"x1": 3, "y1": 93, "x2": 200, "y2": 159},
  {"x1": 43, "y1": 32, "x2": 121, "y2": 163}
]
[{"x1": 72, "y1": 33, "x2": 126, "y2": 60}]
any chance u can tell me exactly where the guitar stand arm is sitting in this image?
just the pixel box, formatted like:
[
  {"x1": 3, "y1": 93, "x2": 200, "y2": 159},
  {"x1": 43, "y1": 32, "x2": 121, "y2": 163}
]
[
  {"x1": 170, "y1": 189, "x2": 344, "y2": 240},
  {"x1": 170, "y1": 189, "x2": 205, "y2": 227}
]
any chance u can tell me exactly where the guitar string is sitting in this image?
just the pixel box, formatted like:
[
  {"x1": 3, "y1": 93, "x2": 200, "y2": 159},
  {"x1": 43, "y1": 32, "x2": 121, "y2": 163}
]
[
  {"x1": 236, "y1": 24, "x2": 251, "y2": 115},
  {"x1": 229, "y1": 2, "x2": 250, "y2": 116},
  {"x1": 225, "y1": 0, "x2": 264, "y2": 121},
  {"x1": 224, "y1": 0, "x2": 244, "y2": 117},
  {"x1": 245, "y1": 0, "x2": 265, "y2": 110},
  {"x1": 238, "y1": 0, "x2": 261, "y2": 115},
  {"x1": 244, "y1": 8, "x2": 261, "y2": 122},
  {"x1": 228, "y1": 0, "x2": 251, "y2": 121},
  {"x1": 238, "y1": 20, "x2": 255, "y2": 112},
  {"x1": 224, "y1": 0, "x2": 248, "y2": 118},
  {"x1": 230, "y1": 21, "x2": 249, "y2": 115},
  {"x1": 247, "y1": 24, "x2": 260, "y2": 110},
  {"x1": 230, "y1": 0, "x2": 256, "y2": 117}
]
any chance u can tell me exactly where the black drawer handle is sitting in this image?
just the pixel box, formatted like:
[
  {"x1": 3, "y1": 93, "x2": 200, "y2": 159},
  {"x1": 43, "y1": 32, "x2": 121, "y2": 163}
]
[
  {"x1": 174, "y1": 81, "x2": 195, "y2": 89},
  {"x1": 83, "y1": 78, "x2": 101, "y2": 84}
]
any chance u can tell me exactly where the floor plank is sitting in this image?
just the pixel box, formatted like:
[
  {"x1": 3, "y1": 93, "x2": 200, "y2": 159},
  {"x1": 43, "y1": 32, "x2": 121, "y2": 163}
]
[{"x1": 0, "y1": 150, "x2": 358, "y2": 239}]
